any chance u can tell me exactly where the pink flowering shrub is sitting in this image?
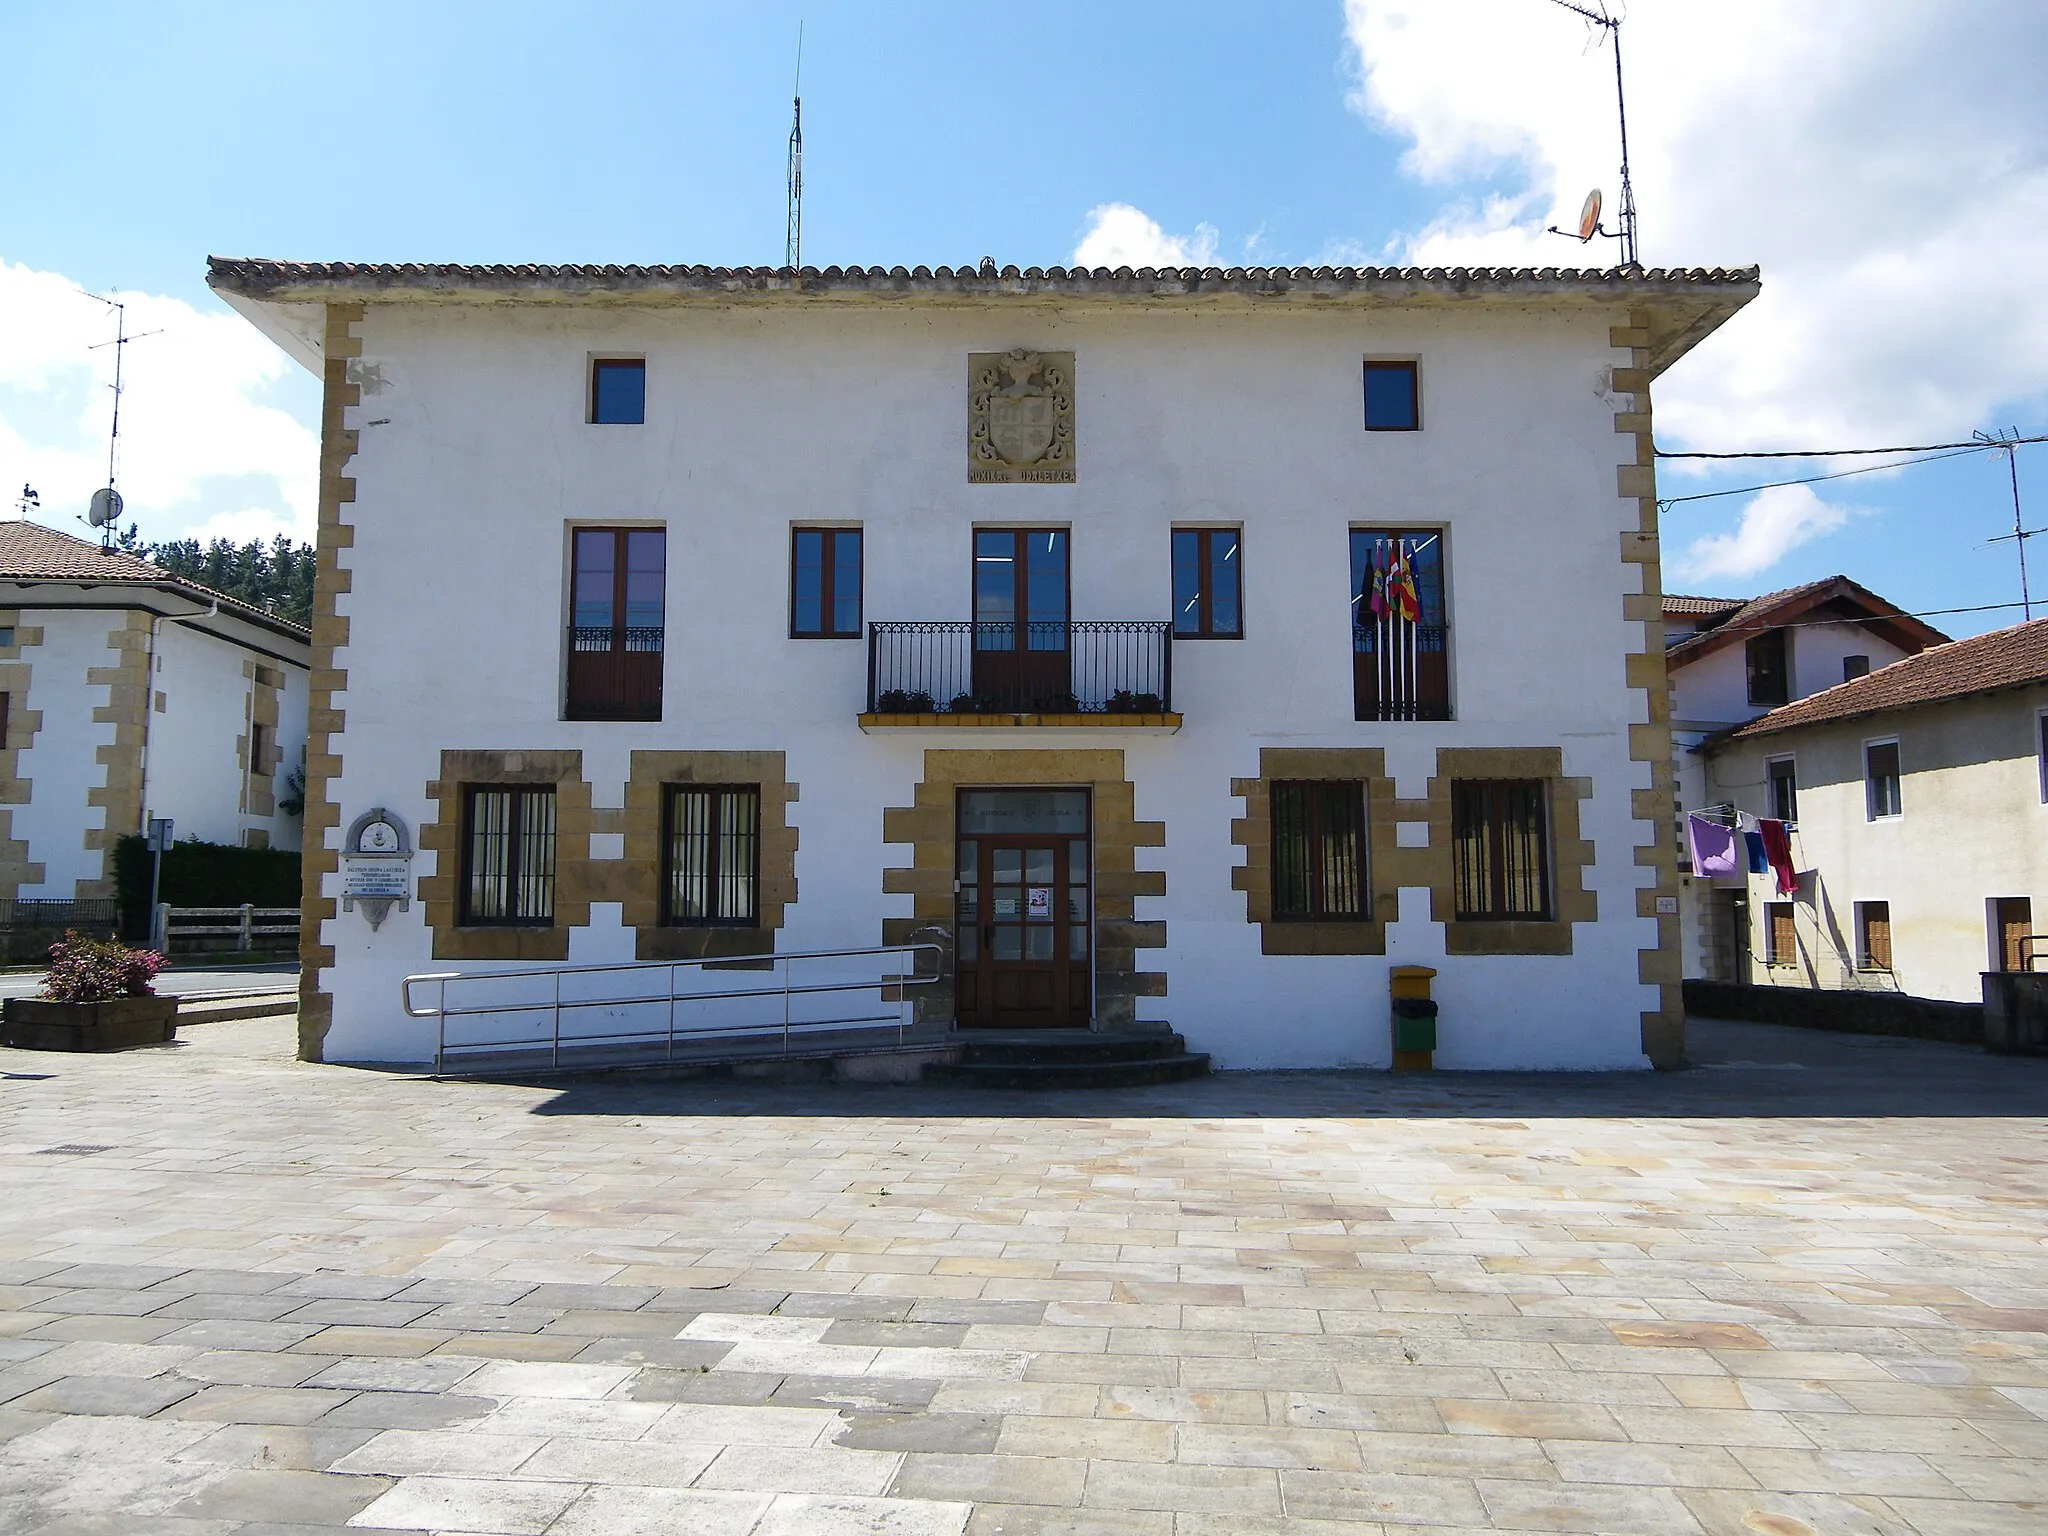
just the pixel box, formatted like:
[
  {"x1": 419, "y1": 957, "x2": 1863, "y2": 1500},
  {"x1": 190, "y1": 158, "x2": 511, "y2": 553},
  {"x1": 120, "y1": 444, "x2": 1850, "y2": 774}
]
[{"x1": 41, "y1": 931, "x2": 163, "y2": 1003}]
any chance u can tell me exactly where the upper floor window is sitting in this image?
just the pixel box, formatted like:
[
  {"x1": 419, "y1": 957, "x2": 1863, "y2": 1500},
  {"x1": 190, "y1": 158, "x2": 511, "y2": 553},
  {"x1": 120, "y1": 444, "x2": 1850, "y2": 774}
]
[
  {"x1": 791, "y1": 528, "x2": 863, "y2": 638},
  {"x1": 567, "y1": 527, "x2": 665, "y2": 721},
  {"x1": 1350, "y1": 529, "x2": 1448, "y2": 721},
  {"x1": 1767, "y1": 756, "x2": 1798, "y2": 824},
  {"x1": 1362, "y1": 361, "x2": 1419, "y2": 431},
  {"x1": 462, "y1": 786, "x2": 556, "y2": 926},
  {"x1": 1865, "y1": 738, "x2": 1902, "y2": 820},
  {"x1": 590, "y1": 358, "x2": 646, "y2": 424},
  {"x1": 664, "y1": 785, "x2": 760, "y2": 926},
  {"x1": 1270, "y1": 780, "x2": 1367, "y2": 921},
  {"x1": 1172, "y1": 528, "x2": 1242, "y2": 639},
  {"x1": 1765, "y1": 900, "x2": 1797, "y2": 966},
  {"x1": 1451, "y1": 779, "x2": 1551, "y2": 921},
  {"x1": 1856, "y1": 901, "x2": 1892, "y2": 971},
  {"x1": 2038, "y1": 710, "x2": 2048, "y2": 803},
  {"x1": 249, "y1": 721, "x2": 269, "y2": 778},
  {"x1": 1843, "y1": 653, "x2": 1871, "y2": 682},
  {"x1": 1746, "y1": 629, "x2": 1789, "y2": 707}
]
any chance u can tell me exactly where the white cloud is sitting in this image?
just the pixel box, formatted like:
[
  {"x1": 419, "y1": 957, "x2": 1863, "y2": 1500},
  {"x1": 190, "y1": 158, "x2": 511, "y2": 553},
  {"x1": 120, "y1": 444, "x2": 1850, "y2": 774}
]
[
  {"x1": 0, "y1": 257, "x2": 318, "y2": 546},
  {"x1": 1671, "y1": 484, "x2": 1859, "y2": 583},
  {"x1": 1343, "y1": 0, "x2": 2048, "y2": 454},
  {"x1": 1073, "y1": 204, "x2": 1220, "y2": 269}
]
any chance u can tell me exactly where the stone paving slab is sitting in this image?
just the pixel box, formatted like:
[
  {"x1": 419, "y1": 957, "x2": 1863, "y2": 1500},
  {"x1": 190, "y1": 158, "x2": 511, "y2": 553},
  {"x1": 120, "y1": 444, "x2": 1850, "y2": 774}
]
[{"x1": 0, "y1": 1014, "x2": 2044, "y2": 1534}]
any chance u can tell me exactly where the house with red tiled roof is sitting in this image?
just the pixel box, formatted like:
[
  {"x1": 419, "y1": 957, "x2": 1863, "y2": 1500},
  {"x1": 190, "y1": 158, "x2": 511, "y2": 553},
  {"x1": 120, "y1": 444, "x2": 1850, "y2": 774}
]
[
  {"x1": 1662, "y1": 578, "x2": 1948, "y2": 983},
  {"x1": 0, "y1": 522, "x2": 309, "y2": 938},
  {"x1": 1696, "y1": 617, "x2": 2048, "y2": 1002}
]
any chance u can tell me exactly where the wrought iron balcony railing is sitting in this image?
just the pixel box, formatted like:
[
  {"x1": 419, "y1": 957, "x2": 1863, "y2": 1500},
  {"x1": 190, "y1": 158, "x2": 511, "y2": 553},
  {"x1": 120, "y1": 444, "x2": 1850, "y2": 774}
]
[
  {"x1": 867, "y1": 621, "x2": 1173, "y2": 716},
  {"x1": 1353, "y1": 621, "x2": 1451, "y2": 722},
  {"x1": 566, "y1": 625, "x2": 664, "y2": 721}
]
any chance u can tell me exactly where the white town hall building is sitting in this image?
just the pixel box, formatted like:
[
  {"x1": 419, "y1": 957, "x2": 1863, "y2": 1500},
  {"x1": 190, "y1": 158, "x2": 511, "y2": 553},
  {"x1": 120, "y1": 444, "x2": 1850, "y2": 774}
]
[{"x1": 209, "y1": 256, "x2": 1755, "y2": 1072}]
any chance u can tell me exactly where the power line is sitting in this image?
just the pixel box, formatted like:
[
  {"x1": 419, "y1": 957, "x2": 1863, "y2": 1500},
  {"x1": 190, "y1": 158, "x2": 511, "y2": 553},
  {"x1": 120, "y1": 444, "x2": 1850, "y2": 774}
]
[
  {"x1": 1672, "y1": 600, "x2": 2034, "y2": 641},
  {"x1": 1658, "y1": 433, "x2": 2048, "y2": 460},
  {"x1": 1659, "y1": 445, "x2": 1993, "y2": 510}
]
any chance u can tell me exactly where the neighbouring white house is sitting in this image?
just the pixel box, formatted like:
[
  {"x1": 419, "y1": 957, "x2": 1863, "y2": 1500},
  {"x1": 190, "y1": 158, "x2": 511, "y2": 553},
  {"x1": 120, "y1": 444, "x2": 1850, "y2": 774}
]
[
  {"x1": 1698, "y1": 617, "x2": 2048, "y2": 1003},
  {"x1": 209, "y1": 255, "x2": 1756, "y2": 1071},
  {"x1": 1664, "y1": 577, "x2": 1947, "y2": 981},
  {"x1": 0, "y1": 522, "x2": 310, "y2": 925}
]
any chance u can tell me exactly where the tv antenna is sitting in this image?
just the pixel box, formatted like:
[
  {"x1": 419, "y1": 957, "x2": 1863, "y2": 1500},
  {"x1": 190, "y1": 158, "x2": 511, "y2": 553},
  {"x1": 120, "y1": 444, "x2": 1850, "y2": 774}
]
[
  {"x1": 79, "y1": 291, "x2": 161, "y2": 548},
  {"x1": 1982, "y1": 428, "x2": 2041, "y2": 621},
  {"x1": 1541, "y1": 0, "x2": 1639, "y2": 267},
  {"x1": 785, "y1": 22, "x2": 804, "y2": 272}
]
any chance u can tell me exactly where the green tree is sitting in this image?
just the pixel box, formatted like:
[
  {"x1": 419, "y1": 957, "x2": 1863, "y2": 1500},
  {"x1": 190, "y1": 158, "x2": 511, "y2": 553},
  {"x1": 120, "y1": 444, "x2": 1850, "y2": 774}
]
[{"x1": 147, "y1": 535, "x2": 316, "y2": 626}]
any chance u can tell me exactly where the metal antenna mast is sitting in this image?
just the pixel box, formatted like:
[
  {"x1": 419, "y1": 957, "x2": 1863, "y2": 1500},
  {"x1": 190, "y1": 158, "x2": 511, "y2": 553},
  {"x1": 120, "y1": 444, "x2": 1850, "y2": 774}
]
[
  {"x1": 1545, "y1": 0, "x2": 1639, "y2": 266},
  {"x1": 785, "y1": 23, "x2": 804, "y2": 271},
  {"x1": 80, "y1": 291, "x2": 161, "y2": 548},
  {"x1": 1983, "y1": 429, "x2": 2042, "y2": 621}
]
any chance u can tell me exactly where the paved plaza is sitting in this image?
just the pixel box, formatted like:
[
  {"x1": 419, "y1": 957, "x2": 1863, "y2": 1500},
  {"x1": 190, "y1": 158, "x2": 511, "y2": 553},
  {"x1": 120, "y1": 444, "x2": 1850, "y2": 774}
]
[{"x1": 1, "y1": 1015, "x2": 2045, "y2": 1535}]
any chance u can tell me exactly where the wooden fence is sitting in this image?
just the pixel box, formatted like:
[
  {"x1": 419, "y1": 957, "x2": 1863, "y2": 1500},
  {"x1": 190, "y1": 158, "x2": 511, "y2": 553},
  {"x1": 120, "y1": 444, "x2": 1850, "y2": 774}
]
[{"x1": 155, "y1": 905, "x2": 300, "y2": 955}]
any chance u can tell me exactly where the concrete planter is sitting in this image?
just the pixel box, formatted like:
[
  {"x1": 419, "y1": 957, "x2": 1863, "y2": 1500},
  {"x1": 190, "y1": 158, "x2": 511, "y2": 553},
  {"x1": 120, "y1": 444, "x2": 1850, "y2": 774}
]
[{"x1": 0, "y1": 995, "x2": 180, "y2": 1052}]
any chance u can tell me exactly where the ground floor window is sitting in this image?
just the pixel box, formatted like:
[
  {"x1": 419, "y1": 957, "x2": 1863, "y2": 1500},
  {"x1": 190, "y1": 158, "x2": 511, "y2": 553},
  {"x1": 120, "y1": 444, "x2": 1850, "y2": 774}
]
[
  {"x1": 664, "y1": 785, "x2": 761, "y2": 925},
  {"x1": 1856, "y1": 900, "x2": 1891, "y2": 971},
  {"x1": 1270, "y1": 781, "x2": 1367, "y2": 921},
  {"x1": 1765, "y1": 901, "x2": 1797, "y2": 966},
  {"x1": 462, "y1": 786, "x2": 557, "y2": 925},
  {"x1": 1450, "y1": 779, "x2": 1550, "y2": 920}
]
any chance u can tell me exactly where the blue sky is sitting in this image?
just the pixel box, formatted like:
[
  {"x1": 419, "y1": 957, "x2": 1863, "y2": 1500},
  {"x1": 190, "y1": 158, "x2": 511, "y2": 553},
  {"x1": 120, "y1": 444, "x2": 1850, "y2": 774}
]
[{"x1": 5, "y1": 1, "x2": 2044, "y2": 635}]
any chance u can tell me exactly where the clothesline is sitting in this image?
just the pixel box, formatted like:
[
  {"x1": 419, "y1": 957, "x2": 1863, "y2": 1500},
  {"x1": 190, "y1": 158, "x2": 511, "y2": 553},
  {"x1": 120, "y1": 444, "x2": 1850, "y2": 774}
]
[{"x1": 1685, "y1": 809, "x2": 1798, "y2": 895}]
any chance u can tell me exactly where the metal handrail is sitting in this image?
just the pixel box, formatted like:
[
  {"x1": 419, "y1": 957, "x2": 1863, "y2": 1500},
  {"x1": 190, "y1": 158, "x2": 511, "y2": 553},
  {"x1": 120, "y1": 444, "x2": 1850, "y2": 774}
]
[{"x1": 402, "y1": 942, "x2": 944, "y2": 1077}]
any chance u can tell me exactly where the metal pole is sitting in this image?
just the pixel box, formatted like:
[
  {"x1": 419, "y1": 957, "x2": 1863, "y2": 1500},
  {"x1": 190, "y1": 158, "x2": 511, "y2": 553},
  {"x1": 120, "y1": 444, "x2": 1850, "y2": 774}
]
[
  {"x1": 667, "y1": 962, "x2": 677, "y2": 1063},
  {"x1": 783, "y1": 954, "x2": 792, "y2": 1056},
  {"x1": 552, "y1": 969, "x2": 561, "y2": 1071},
  {"x1": 437, "y1": 976, "x2": 447, "y2": 1077},
  {"x1": 2010, "y1": 444, "x2": 2031, "y2": 621}
]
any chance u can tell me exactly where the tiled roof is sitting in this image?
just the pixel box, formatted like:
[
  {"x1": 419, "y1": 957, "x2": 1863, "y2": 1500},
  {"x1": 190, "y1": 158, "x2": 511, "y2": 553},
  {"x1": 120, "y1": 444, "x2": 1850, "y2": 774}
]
[
  {"x1": 1664, "y1": 575, "x2": 1947, "y2": 668},
  {"x1": 0, "y1": 522, "x2": 309, "y2": 636},
  {"x1": 208, "y1": 257, "x2": 1759, "y2": 299},
  {"x1": 1663, "y1": 594, "x2": 1744, "y2": 618},
  {"x1": 1725, "y1": 617, "x2": 2048, "y2": 740}
]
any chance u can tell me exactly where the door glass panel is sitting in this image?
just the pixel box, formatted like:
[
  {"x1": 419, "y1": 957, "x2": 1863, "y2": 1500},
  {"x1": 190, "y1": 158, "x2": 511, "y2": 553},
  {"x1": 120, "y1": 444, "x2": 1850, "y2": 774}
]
[
  {"x1": 623, "y1": 531, "x2": 666, "y2": 630},
  {"x1": 1025, "y1": 926, "x2": 1054, "y2": 960},
  {"x1": 957, "y1": 884, "x2": 978, "y2": 922},
  {"x1": 1024, "y1": 848, "x2": 1054, "y2": 883},
  {"x1": 572, "y1": 530, "x2": 617, "y2": 628},
  {"x1": 1067, "y1": 887, "x2": 1088, "y2": 922},
  {"x1": 959, "y1": 792, "x2": 1089, "y2": 835},
  {"x1": 958, "y1": 839, "x2": 978, "y2": 881},
  {"x1": 1069, "y1": 925, "x2": 1088, "y2": 960},
  {"x1": 1026, "y1": 530, "x2": 1068, "y2": 649},
  {"x1": 974, "y1": 531, "x2": 1016, "y2": 651},
  {"x1": 957, "y1": 921, "x2": 978, "y2": 962},
  {"x1": 993, "y1": 927, "x2": 1022, "y2": 960},
  {"x1": 993, "y1": 848, "x2": 1022, "y2": 882},
  {"x1": 1068, "y1": 842, "x2": 1089, "y2": 881},
  {"x1": 993, "y1": 889, "x2": 1021, "y2": 920}
]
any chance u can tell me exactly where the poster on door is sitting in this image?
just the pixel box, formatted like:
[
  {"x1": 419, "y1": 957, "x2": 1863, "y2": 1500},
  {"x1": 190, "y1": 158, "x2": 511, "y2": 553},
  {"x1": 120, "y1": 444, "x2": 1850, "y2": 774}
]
[{"x1": 1026, "y1": 887, "x2": 1053, "y2": 919}]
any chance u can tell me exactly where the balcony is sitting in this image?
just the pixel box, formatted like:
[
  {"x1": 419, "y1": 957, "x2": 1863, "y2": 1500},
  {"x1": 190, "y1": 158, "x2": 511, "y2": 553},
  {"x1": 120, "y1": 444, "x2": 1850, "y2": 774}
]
[
  {"x1": 863, "y1": 621, "x2": 1178, "y2": 728},
  {"x1": 1353, "y1": 621, "x2": 1450, "y2": 722},
  {"x1": 565, "y1": 625, "x2": 663, "y2": 721}
]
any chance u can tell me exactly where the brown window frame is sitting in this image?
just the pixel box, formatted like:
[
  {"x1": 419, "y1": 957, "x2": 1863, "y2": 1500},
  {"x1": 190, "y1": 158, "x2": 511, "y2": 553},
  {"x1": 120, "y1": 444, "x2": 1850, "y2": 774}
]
[
  {"x1": 460, "y1": 785, "x2": 557, "y2": 927},
  {"x1": 1451, "y1": 779, "x2": 1552, "y2": 921},
  {"x1": 1994, "y1": 896, "x2": 2033, "y2": 974},
  {"x1": 1269, "y1": 780, "x2": 1367, "y2": 921},
  {"x1": 661, "y1": 784, "x2": 762, "y2": 927},
  {"x1": 789, "y1": 527, "x2": 864, "y2": 639},
  {"x1": 1171, "y1": 527, "x2": 1244, "y2": 639},
  {"x1": 1362, "y1": 359, "x2": 1420, "y2": 432},
  {"x1": 1746, "y1": 629, "x2": 1789, "y2": 707},
  {"x1": 1856, "y1": 901, "x2": 1892, "y2": 971},
  {"x1": 1843, "y1": 654, "x2": 1871, "y2": 682},
  {"x1": 567, "y1": 526, "x2": 666, "y2": 722},
  {"x1": 1766, "y1": 901, "x2": 1797, "y2": 966}
]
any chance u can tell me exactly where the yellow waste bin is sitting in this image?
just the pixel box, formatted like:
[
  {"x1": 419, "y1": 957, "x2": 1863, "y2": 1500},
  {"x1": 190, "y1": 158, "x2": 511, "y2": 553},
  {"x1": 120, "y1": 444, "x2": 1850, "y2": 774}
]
[{"x1": 1390, "y1": 965, "x2": 1437, "y2": 1071}]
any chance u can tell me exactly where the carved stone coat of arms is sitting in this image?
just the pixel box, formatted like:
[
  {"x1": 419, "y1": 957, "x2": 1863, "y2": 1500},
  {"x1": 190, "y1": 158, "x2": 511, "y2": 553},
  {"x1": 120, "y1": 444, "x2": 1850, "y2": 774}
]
[{"x1": 968, "y1": 349, "x2": 1075, "y2": 483}]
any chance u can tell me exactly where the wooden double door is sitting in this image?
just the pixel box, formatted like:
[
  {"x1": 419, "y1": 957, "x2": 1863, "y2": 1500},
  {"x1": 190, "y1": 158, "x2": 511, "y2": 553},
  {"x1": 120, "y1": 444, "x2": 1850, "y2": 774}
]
[
  {"x1": 955, "y1": 789, "x2": 1091, "y2": 1029},
  {"x1": 972, "y1": 529, "x2": 1071, "y2": 710}
]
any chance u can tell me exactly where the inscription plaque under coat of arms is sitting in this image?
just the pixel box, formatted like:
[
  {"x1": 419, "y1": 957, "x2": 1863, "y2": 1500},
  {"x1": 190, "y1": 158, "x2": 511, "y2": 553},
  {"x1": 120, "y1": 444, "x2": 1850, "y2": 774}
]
[{"x1": 968, "y1": 349, "x2": 1076, "y2": 483}]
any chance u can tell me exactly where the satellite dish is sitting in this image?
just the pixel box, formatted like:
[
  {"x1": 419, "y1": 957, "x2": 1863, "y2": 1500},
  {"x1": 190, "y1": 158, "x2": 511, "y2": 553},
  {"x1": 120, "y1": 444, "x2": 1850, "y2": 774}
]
[
  {"x1": 1576, "y1": 188, "x2": 1603, "y2": 243},
  {"x1": 88, "y1": 487, "x2": 123, "y2": 527}
]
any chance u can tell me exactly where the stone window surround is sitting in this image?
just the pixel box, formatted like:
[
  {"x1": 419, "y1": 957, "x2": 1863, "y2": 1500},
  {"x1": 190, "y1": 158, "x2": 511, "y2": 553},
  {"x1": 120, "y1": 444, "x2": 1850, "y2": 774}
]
[
  {"x1": 239, "y1": 659, "x2": 285, "y2": 820},
  {"x1": 1429, "y1": 746, "x2": 1597, "y2": 957},
  {"x1": 0, "y1": 612, "x2": 45, "y2": 898},
  {"x1": 419, "y1": 749, "x2": 594, "y2": 962},
  {"x1": 883, "y1": 748, "x2": 1164, "y2": 1031},
  {"x1": 619, "y1": 750, "x2": 797, "y2": 962}
]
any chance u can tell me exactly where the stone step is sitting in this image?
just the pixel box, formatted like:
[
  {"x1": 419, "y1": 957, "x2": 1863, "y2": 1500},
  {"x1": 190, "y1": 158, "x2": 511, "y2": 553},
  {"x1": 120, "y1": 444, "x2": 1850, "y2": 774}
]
[
  {"x1": 922, "y1": 1051, "x2": 1212, "y2": 1090},
  {"x1": 174, "y1": 992, "x2": 298, "y2": 1025},
  {"x1": 946, "y1": 1030, "x2": 1189, "y2": 1066}
]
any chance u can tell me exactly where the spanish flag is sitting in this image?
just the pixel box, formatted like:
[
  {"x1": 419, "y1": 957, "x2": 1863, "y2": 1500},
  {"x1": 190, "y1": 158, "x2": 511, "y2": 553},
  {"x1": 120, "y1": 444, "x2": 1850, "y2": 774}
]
[{"x1": 1388, "y1": 540, "x2": 1421, "y2": 624}]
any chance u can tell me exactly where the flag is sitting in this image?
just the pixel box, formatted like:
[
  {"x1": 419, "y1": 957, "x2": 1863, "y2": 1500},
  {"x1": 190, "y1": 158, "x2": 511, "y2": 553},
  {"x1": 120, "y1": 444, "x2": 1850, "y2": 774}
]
[
  {"x1": 1388, "y1": 540, "x2": 1421, "y2": 624},
  {"x1": 1367, "y1": 544, "x2": 1387, "y2": 618}
]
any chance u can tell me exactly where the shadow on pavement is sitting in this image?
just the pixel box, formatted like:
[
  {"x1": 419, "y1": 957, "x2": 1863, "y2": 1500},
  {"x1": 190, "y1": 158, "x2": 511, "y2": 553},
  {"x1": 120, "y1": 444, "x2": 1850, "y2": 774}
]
[{"x1": 524, "y1": 1017, "x2": 2048, "y2": 1121}]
